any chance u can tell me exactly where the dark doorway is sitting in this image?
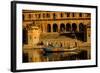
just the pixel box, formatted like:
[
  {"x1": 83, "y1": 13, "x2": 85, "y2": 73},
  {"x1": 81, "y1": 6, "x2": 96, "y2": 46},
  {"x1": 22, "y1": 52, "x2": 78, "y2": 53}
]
[
  {"x1": 66, "y1": 23, "x2": 71, "y2": 32},
  {"x1": 60, "y1": 23, "x2": 65, "y2": 32},
  {"x1": 53, "y1": 23, "x2": 58, "y2": 32},
  {"x1": 72, "y1": 23, "x2": 77, "y2": 32},
  {"x1": 47, "y1": 24, "x2": 51, "y2": 32}
]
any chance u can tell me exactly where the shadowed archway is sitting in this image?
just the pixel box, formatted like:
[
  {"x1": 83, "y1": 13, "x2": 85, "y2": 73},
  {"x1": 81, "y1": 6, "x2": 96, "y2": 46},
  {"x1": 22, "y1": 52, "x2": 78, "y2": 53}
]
[
  {"x1": 60, "y1": 23, "x2": 65, "y2": 32},
  {"x1": 72, "y1": 23, "x2": 77, "y2": 32},
  {"x1": 66, "y1": 23, "x2": 71, "y2": 32},
  {"x1": 47, "y1": 24, "x2": 51, "y2": 32},
  {"x1": 53, "y1": 23, "x2": 58, "y2": 32}
]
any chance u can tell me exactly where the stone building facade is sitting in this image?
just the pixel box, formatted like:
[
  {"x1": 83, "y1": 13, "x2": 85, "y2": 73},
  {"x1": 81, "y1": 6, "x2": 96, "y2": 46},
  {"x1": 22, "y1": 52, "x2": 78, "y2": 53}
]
[{"x1": 22, "y1": 10, "x2": 91, "y2": 62}]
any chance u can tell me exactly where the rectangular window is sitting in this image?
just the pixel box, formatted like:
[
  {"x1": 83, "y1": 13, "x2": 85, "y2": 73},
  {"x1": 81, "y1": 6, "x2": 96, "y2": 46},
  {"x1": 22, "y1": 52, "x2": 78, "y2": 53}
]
[
  {"x1": 38, "y1": 14, "x2": 41, "y2": 18},
  {"x1": 46, "y1": 13, "x2": 50, "y2": 18},
  {"x1": 43, "y1": 13, "x2": 45, "y2": 18},
  {"x1": 60, "y1": 13, "x2": 63, "y2": 17},
  {"x1": 79, "y1": 13, "x2": 82, "y2": 17},
  {"x1": 29, "y1": 14, "x2": 31, "y2": 19},
  {"x1": 67, "y1": 13, "x2": 70, "y2": 17},
  {"x1": 72, "y1": 13, "x2": 75, "y2": 17},
  {"x1": 53, "y1": 13, "x2": 56, "y2": 20},
  {"x1": 86, "y1": 13, "x2": 91, "y2": 17}
]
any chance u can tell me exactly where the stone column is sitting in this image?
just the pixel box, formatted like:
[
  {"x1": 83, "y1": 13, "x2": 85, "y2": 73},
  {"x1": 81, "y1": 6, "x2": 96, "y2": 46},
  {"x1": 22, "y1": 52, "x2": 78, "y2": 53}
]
[
  {"x1": 58, "y1": 24, "x2": 60, "y2": 32},
  {"x1": 77, "y1": 20, "x2": 82, "y2": 32},
  {"x1": 77, "y1": 22, "x2": 79, "y2": 32},
  {"x1": 51, "y1": 24, "x2": 53, "y2": 32},
  {"x1": 43, "y1": 23, "x2": 46, "y2": 33}
]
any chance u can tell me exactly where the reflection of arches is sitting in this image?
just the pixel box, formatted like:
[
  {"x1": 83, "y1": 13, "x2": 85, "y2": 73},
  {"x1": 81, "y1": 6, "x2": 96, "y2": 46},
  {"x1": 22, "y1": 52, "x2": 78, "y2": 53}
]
[
  {"x1": 23, "y1": 28, "x2": 28, "y2": 44},
  {"x1": 66, "y1": 23, "x2": 71, "y2": 31},
  {"x1": 47, "y1": 24, "x2": 51, "y2": 32},
  {"x1": 78, "y1": 50, "x2": 88, "y2": 59},
  {"x1": 53, "y1": 23, "x2": 58, "y2": 32},
  {"x1": 60, "y1": 23, "x2": 65, "y2": 32},
  {"x1": 23, "y1": 53, "x2": 29, "y2": 62},
  {"x1": 72, "y1": 23, "x2": 77, "y2": 32},
  {"x1": 79, "y1": 23, "x2": 84, "y2": 32}
]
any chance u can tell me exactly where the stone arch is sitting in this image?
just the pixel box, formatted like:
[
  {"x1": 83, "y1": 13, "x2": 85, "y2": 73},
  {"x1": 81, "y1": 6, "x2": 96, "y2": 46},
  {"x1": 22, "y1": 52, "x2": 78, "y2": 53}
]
[
  {"x1": 72, "y1": 23, "x2": 77, "y2": 32},
  {"x1": 47, "y1": 24, "x2": 51, "y2": 32},
  {"x1": 53, "y1": 23, "x2": 58, "y2": 32},
  {"x1": 60, "y1": 23, "x2": 65, "y2": 32},
  {"x1": 66, "y1": 23, "x2": 71, "y2": 32}
]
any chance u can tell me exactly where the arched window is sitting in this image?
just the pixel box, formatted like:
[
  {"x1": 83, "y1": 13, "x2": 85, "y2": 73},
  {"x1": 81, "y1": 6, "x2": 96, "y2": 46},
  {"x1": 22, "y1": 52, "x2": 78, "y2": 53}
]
[
  {"x1": 23, "y1": 28, "x2": 28, "y2": 44},
  {"x1": 72, "y1": 23, "x2": 77, "y2": 32},
  {"x1": 66, "y1": 23, "x2": 71, "y2": 31},
  {"x1": 47, "y1": 24, "x2": 51, "y2": 32},
  {"x1": 53, "y1": 23, "x2": 58, "y2": 32},
  {"x1": 60, "y1": 23, "x2": 65, "y2": 32}
]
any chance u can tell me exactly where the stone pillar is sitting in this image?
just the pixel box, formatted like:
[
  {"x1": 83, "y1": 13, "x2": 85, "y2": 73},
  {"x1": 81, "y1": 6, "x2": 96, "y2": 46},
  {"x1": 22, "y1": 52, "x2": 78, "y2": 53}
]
[
  {"x1": 51, "y1": 24, "x2": 53, "y2": 32},
  {"x1": 64, "y1": 24, "x2": 66, "y2": 32},
  {"x1": 42, "y1": 22, "x2": 44, "y2": 33},
  {"x1": 58, "y1": 24, "x2": 60, "y2": 32},
  {"x1": 77, "y1": 23, "x2": 79, "y2": 32},
  {"x1": 43, "y1": 23, "x2": 46, "y2": 33},
  {"x1": 45, "y1": 23, "x2": 47, "y2": 33}
]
